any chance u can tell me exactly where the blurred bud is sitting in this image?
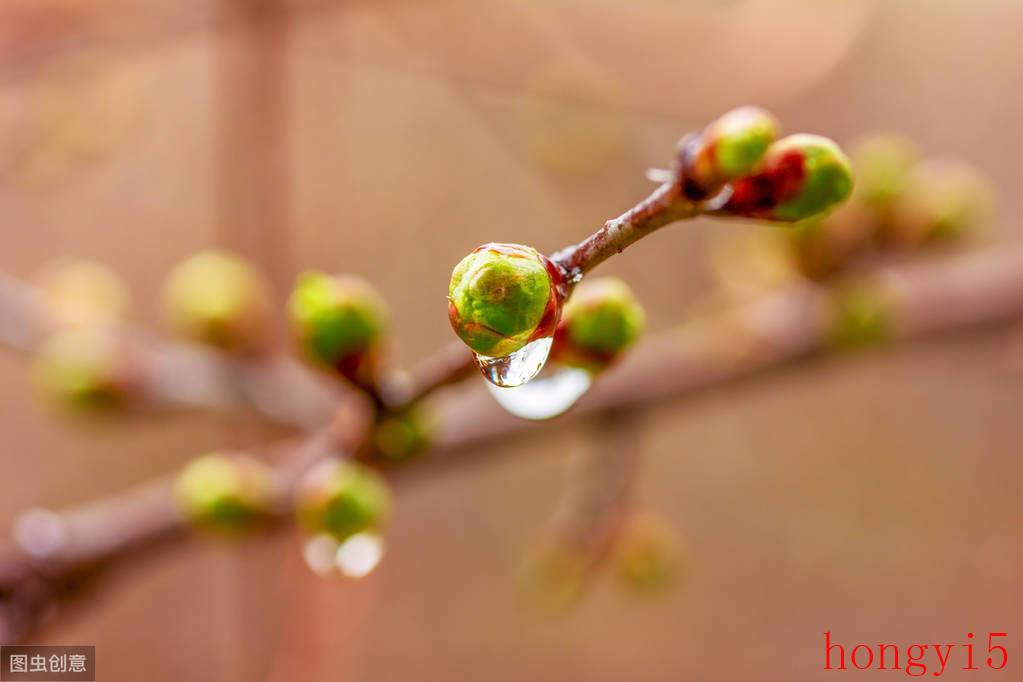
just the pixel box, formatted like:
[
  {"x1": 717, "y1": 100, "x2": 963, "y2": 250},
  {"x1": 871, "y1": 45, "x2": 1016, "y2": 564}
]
[
  {"x1": 709, "y1": 228, "x2": 798, "y2": 300},
  {"x1": 851, "y1": 134, "x2": 919, "y2": 210},
  {"x1": 786, "y1": 201, "x2": 876, "y2": 280},
  {"x1": 519, "y1": 541, "x2": 589, "y2": 614},
  {"x1": 36, "y1": 259, "x2": 129, "y2": 327},
  {"x1": 174, "y1": 453, "x2": 276, "y2": 533},
  {"x1": 373, "y1": 407, "x2": 434, "y2": 463},
  {"x1": 885, "y1": 160, "x2": 994, "y2": 247},
  {"x1": 163, "y1": 250, "x2": 272, "y2": 352},
  {"x1": 681, "y1": 106, "x2": 780, "y2": 199},
  {"x1": 552, "y1": 277, "x2": 645, "y2": 372},
  {"x1": 826, "y1": 280, "x2": 895, "y2": 350},
  {"x1": 448, "y1": 243, "x2": 566, "y2": 358},
  {"x1": 295, "y1": 459, "x2": 392, "y2": 542},
  {"x1": 611, "y1": 513, "x2": 682, "y2": 594},
  {"x1": 288, "y1": 272, "x2": 389, "y2": 388},
  {"x1": 723, "y1": 134, "x2": 854, "y2": 222},
  {"x1": 32, "y1": 327, "x2": 139, "y2": 411}
]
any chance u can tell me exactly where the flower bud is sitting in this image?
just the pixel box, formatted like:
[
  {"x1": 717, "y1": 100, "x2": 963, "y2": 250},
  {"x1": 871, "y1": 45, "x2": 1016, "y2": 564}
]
[
  {"x1": 288, "y1": 272, "x2": 389, "y2": 388},
  {"x1": 850, "y1": 134, "x2": 919, "y2": 210},
  {"x1": 611, "y1": 513, "x2": 681, "y2": 593},
  {"x1": 886, "y1": 160, "x2": 993, "y2": 247},
  {"x1": 373, "y1": 407, "x2": 434, "y2": 463},
  {"x1": 295, "y1": 459, "x2": 392, "y2": 542},
  {"x1": 723, "y1": 134, "x2": 854, "y2": 222},
  {"x1": 163, "y1": 250, "x2": 272, "y2": 352},
  {"x1": 448, "y1": 243, "x2": 565, "y2": 358},
  {"x1": 552, "y1": 277, "x2": 645, "y2": 372},
  {"x1": 826, "y1": 280, "x2": 894, "y2": 350},
  {"x1": 680, "y1": 106, "x2": 780, "y2": 199},
  {"x1": 174, "y1": 453, "x2": 277, "y2": 533},
  {"x1": 36, "y1": 259, "x2": 129, "y2": 328},
  {"x1": 32, "y1": 327, "x2": 139, "y2": 411}
]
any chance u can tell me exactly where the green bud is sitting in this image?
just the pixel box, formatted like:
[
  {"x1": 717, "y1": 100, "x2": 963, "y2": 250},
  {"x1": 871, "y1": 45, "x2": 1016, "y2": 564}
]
[
  {"x1": 295, "y1": 459, "x2": 392, "y2": 542},
  {"x1": 683, "y1": 106, "x2": 780, "y2": 196},
  {"x1": 32, "y1": 327, "x2": 138, "y2": 411},
  {"x1": 851, "y1": 134, "x2": 919, "y2": 209},
  {"x1": 288, "y1": 272, "x2": 388, "y2": 384},
  {"x1": 448, "y1": 243, "x2": 562, "y2": 358},
  {"x1": 553, "y1": 277, "x2": 645, "y2": 372},
  {"x1": 36, "y1": 259, "x2": 130, "y2": 328},
  {"x1": 826, "y1": 281, "x2": 895, "y2": 350},
  {"x1": 163, "y1": 250, "x2": 272, "y2": 352},
  {"x1": 611, "y1": 513, "x2": 681, "y2": 594},
  {"x1": 175, "y1": 453, "x2": 276, "y2": 533},
  {"x1": 888, "y1": 160, "x2": 993, "y2": 246},
  {"x1": 373, "y1": 407, "x2": 434, "y2": 463},
  {"x1": 724, "y1": 134, "x2": 854, "y2": 222}
]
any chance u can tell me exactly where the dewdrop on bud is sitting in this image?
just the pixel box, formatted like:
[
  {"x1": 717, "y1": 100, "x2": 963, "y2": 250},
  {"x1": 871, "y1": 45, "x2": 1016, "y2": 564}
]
[
  {"x1": 373, "y1": 407, "x2": 434, "y2": 463},
  {"x1": 448, "y1": 243, "x2": 567, "y2": 387},
  {"x1": 163, "y1": 250, "x2": 272, "y2": 352},
  {"x1": 174, "y1": 453, "x2": 277, "y2": 533},
  {"x1": 887, "y1": 159, "x2": 994, "y2": 247},
  {"x1": 680, "y1": 106, "x2": 780, "y2": 199},
  {"x1": 32, "y1": 327, "x2": 139, "y2": 411},
  {"x1": 295, "y1": 459, "x2": 392, "y2": 542},
  {"x1": 723, "y1": 134, "x2": 854, "y2": 222},
  {"x1": 611, "y1": 513, "x2": 682, "y2": 594},
  {"x1": 552, "y1": 277, "x2": 645, "y2": 373},
  {"x1": 288, "y1": 272, "x2": 389, "y2": 389},
  {"x1": 36, "y1": 259, "x2": 129, "y2": 328}
]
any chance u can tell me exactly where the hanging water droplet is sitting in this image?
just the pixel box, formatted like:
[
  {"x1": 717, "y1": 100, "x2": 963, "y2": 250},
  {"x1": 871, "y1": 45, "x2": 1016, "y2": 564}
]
[
  {"x1": 486, "y1": 367, "x2": 592, "y2": 420},
  {"x1": 335, "y1": 532, "x2": 385, "y2": 579},
  {"x1": 474, "y1": 336, "x2": 553, "y2": 388},
  {"x1": 303, "y1": 533, "x2": 340, "y2": 577}
]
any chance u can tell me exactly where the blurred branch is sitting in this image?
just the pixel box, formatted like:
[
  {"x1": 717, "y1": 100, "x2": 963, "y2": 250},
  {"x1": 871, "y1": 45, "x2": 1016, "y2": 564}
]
[{"x1": 3, "y1": 243, "x2": 1023, "y2": 643}]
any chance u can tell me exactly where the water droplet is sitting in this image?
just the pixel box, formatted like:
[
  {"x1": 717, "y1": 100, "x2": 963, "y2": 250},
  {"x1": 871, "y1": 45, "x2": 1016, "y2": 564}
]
[
  {"x1": 486, "y1": 367, "x2": 592, "y2": 420},
  {"x1": 335, "y1": 532, "x2": 385, "y2": 578},
  {"x1": 303, "y1": 534, "x2": 340, "y2": 577},
  {"x1": 474, "y1": 336, "x2": 553, "y2": 388}
]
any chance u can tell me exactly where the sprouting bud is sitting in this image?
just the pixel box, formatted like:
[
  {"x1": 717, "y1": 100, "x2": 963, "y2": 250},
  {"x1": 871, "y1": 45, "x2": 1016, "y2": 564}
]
[
  {"x1": 886, "y1": 160, "x2": 994, "y2": 247},
  {"x1": 611, "y1": 513, "x2": 682, "y2": 594},
  {"x1": 448, "y1": 243, "x2": 566, "y2": 358},
  {"x1": 288, "y1": 271, "x2": 389, "y2": 388},
  {"x1": 162, "y1": 250, "x2": 272, "y2": 352},
  {"x1": 295, "y1": 459, "x2": 392, "y2": 542},
  {"x1": 723, "y1": 134, "x2": 854, "y2": 222},
  {"x1": 551, "y1": 277, "x2": 645, "y2": 372},
  {"x1": 826, "y1": 280, "x2": 895, "y2": 350},
  {"x1": 680, "y1": 106, "x2": 780, "y2": 199},
  {"x1": 32, "y1": 327, "x2": 139, "y2": 411},
  {"x1": 174, "y1": 453, "x2": 277, "y2": 533},
  {"x1": 36, "y1": 259, "x2": 129, "y2": 328},
  {"x1": 373, "y1": 407, "x2": 434, "y2": 463},
  {"x1": 850, "y1": 134, "x2": 919, "y2": 210}
]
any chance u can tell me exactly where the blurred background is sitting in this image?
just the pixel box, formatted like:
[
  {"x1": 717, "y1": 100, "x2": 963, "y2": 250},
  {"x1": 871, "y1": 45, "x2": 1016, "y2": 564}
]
[{"x1": 1, "y1": 0, "x2": 1022, "y2": 679}]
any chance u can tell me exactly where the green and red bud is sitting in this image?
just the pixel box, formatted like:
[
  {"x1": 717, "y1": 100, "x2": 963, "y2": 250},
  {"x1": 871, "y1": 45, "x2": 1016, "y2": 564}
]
[
  {"x1": 295, "y1": 459, "x2": 392, "y2": 542},
  {"x1": 373, "y1": 407, "x2": 434, "y2": 463},
  {"x1": 288, "y1": 272, "x2": 389, "y2": 389},
  {"x1": 611, "y1": 512, "x2": 682, "y2": 593},
  {"x1": 448, "y1": 243, "x2": 567, "y2": 358},
  {"x1": 36, "y1": 259, "x2": 130, "y2": 328},
  {"x1": 32, "y1": 327, "x2": 140, "y2": 411},
  {"x1": 174, "y1": 453, "x2": 277, "y2": 533},
  {"x1": 162, "y1": 250, "x2": 272, "y2": 353},
  {"x1": 722, "y1": 134, "x2": 854, "y2": 222},
  {"x1": 551, "y1": 277, "x2": 645, "y2": 372},
  {"x1": 680, "y1": 106, "x2": 780, "y2": 199}
]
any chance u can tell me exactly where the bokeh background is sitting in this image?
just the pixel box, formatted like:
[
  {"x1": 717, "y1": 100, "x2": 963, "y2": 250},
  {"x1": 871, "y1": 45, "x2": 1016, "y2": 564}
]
[{"x1": 1, "y1": 0, "x2": 1022, "y2": 679}]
